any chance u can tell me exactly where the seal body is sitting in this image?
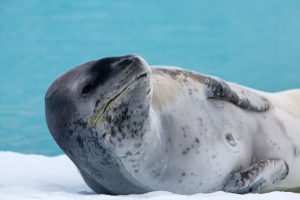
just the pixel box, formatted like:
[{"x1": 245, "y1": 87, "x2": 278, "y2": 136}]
[{"x1": 45, "y1": 55, "x2": 300, "y2": 194}]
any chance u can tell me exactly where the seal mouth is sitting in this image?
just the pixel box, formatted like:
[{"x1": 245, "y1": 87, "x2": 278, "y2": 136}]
[
  {"x1": 85, "y1": 72, "x2": 149, "y2": 125},
  {"x1": 102, "y1": 73, "x2": 149, "y2": 114}
]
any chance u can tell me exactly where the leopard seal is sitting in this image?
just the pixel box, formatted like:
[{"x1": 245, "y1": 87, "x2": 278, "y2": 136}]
[{"x1": 45, "y1": 54, "x2": 300, "y2": 194}]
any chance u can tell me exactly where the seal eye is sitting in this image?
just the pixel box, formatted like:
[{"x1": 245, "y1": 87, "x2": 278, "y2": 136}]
[{"x1": 82, "y1": 83, "x2": 93, "y2": 95}]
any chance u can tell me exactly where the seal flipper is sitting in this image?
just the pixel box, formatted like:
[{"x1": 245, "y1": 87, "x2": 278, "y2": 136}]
[
  {"x1": 223, "y1": 159, "x2": 289, "y2": 194},
  {"x1": 205, "y1": 77, "x2": 270, "y2": 112}
]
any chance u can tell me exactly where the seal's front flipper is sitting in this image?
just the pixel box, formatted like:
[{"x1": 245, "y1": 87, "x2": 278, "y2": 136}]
[
  {"x1": 205, "y1": 77, "x2": 270, "y2": 112},
  {"x1": 223, "y1": 159, "x2": 289, "y2": 194}
]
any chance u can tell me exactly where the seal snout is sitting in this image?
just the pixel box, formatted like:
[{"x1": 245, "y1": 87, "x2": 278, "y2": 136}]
[{"x1": 114, "y1": 54, "x2": 148, "y2": 69}]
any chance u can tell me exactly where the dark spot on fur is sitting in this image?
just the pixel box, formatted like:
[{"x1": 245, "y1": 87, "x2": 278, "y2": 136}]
[
  {"x1": 95, "y1": 99, "x2": 100, "y2": 108},
  {"x1": 111, "y1": 128, "x2": 116, "y2": 137},
  {"x1": 154, "y1": 172, "x2": 161, "y2": 177},
  {"x1": 68, "y1": 130, "x2": 74, "y2": 136},
  {"x1": 121, "y1": 132, "x2": 126, "y2": 139},
  {"x1": 102, "y1": 133, "x2": 107, "y2": 139},
  {"x1": 76, "y1": 135, "x2": 84, "y2": 148},
  {"x1": 225, "y1": 133, "x2": 236, "y2": 146},
  {"x1": 182, "y1": 172, "x2": 186, "y2": 176},
  {"x1": 182, "y1": 147, "x2": 190, "y2": 155},
  {"x1": 185, "y1": 71, "x2": 206, "y2": 83},
  {"x1": 293, "y1": 146, "x2": 300, "y2": 157},
  {"x1": 158, "y1": 69, "x2": 180, "y2": 79},
  {"x1": 135, "y1": 143, "x2": 142, "y2": 148},
  {"x1": 155, "y1": 68, "x2": 206, "y2": 83},
  {"x1": 74, "y1": 119, "x2": 87, "y2": 129},
  {"x1": 195, "y1": 138, "x2": 200, "y2": 143}
]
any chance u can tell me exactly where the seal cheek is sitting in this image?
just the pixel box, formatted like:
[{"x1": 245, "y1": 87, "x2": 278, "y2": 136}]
[{"x1": 45, "y1": 89, "x2": 76, "y2": 149}]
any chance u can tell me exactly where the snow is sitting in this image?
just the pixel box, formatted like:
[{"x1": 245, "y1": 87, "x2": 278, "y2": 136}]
[{"x1": 0, "y1": 151, "x2": 299, "y2": 200}]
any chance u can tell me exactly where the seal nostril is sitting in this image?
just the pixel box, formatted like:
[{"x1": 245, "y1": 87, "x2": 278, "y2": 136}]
[{"x1": 118, "y1": 58, "x2": 133, "y2": 67}]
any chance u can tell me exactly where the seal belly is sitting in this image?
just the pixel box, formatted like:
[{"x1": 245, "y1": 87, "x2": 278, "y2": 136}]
[
  {"x1": 148, "y1": 68, "x2": 254, "y2": 193},
  {"x1": 150, "y1": 95, "x2": 253, "y2": 193}
]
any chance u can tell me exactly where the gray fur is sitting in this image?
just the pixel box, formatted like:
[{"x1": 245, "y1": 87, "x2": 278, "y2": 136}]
[{"x1": 45, "y1": 55, "x2": 300, "y2": 195}]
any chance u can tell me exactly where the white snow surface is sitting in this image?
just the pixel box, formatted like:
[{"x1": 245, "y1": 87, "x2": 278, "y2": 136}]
[{"x1": 0, "y1": 151, "x2": 299, "y2": 200}]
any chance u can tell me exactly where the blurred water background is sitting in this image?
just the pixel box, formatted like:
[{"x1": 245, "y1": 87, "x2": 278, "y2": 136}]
[{"x1": 0, "y1": 0, "x2": 300, "y2": 155}]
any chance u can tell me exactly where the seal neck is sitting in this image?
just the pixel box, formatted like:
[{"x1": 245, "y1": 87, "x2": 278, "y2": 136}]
[{"x1": 128, "y1": 107, "x2": 169, "y2": 185}]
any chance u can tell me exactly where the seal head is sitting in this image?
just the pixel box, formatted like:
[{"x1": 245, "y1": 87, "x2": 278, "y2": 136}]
[{"x1": 45, "y1": 55, "x2": 151, "y2": 194}]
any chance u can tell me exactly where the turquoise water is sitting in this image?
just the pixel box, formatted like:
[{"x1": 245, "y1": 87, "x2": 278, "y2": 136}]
[{"x1": 1, "y1": 1, "x2": 300, "y2": 156}]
